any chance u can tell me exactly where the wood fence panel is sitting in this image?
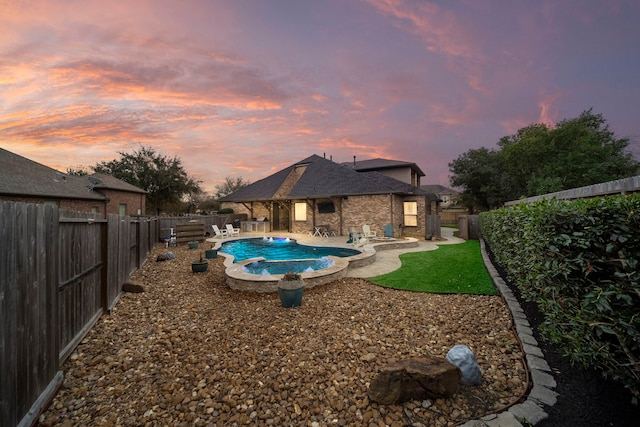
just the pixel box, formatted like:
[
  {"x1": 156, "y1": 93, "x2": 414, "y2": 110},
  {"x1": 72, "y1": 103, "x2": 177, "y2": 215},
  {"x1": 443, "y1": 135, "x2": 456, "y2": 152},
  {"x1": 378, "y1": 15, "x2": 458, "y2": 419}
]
[
  {"x1": 2, "y1": 206, "x2": 157, "y2": 426},
  {"x1": 105, "y1": 215, "x2": 122, "y2": 311},
  {"x1": 129, "y1": 219, "x2": 138, "y2": 274},
  {"x1": 458, "y1": 216, "x2": 469, "y2": 240},
  {"x1": 426, "y1": 215, "x2": 441, "y2": 239},
  {"x1": 1, "y1": 202, "x2": 60, "y2": 427},
  {"x1": 58, "y1": 211, "x2": 103, "y2": 363},
  {"x1": 458, "y1": 215, "x2": 480, "y2": 240},
  {"x1": 467, "y1": 215, "x2": 480, "y2": 239}
]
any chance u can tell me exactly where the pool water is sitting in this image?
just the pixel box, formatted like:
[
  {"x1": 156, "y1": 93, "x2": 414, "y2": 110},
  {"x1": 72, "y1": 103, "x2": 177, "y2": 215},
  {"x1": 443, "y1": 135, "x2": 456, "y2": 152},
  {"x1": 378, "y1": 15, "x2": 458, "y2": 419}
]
[
  {"x1": 242, "y1": 258, "x2": 335, "y2": 275},
  {"x1": 220, "y1": 237, "x2": 360, "y2": 263}
]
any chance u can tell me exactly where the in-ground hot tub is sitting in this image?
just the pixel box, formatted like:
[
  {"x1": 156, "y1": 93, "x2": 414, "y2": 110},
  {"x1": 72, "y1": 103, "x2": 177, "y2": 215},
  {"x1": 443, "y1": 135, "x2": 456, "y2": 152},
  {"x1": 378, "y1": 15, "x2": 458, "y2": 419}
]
[{"x1": 211, "y1": 236, "x2": 369, "y2": 293}]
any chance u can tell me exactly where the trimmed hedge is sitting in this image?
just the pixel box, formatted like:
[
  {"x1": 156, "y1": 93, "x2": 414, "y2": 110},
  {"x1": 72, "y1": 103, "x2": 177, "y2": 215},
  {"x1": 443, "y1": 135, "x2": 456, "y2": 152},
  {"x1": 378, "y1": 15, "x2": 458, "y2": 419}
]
[{"x1": 480, "y1": 194, "x2": 639, "y2": 401}]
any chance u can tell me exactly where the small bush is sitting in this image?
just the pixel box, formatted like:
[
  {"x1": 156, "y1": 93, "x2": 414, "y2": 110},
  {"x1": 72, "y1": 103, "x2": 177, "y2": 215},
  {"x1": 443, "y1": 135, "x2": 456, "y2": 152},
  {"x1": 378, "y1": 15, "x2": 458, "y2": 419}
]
[
  {"x1": 481, "y1": 194, "x2": 640, "y2": 401},
  {"x1": 217, "y1": 208, "x2": 234, "y2": 214}
]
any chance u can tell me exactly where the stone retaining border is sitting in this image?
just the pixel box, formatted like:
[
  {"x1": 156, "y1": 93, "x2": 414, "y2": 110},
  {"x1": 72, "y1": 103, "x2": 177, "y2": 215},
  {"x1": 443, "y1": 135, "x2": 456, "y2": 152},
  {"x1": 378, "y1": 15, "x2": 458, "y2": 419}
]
[{"x1": 459, "y1": 240, "x2": 557, "y2": 427}]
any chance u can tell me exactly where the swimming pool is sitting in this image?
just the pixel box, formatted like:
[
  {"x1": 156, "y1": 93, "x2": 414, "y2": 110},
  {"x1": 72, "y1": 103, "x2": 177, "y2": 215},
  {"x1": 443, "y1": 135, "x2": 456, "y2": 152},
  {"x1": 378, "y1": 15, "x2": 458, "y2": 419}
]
[{"x1": 219, "y1": 237, "x2": 360, "y2": 263}]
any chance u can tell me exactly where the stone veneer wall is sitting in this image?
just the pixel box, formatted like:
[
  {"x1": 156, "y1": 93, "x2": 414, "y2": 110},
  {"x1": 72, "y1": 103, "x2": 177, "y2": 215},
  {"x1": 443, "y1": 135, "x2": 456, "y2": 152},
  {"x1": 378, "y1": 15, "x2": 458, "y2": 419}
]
[
  {"x1": 341, "y1": 194, "x2": 394, "y2": 237},
  {"x1": 223, "y1": 194, "x2": 431, "y2": 238}
]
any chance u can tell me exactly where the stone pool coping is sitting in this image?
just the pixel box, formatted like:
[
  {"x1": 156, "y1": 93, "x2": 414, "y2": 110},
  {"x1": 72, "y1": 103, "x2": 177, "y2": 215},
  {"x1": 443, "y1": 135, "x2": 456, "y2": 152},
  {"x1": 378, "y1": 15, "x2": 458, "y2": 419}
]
[{"x1": 206, "y1": 235, "x2": 419, "y2": 292}]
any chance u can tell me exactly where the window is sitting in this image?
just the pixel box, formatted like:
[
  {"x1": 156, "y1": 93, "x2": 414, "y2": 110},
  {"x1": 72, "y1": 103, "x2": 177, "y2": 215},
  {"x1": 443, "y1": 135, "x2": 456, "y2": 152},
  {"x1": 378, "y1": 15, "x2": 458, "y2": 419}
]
[
  {"x1": 294, "y1": 202, "x2": 307, "y2": 221},
  {"x1": 317, "y1": 201, "x2": 335, "y2": 213},
  {"x1": 403, "y1": 201, "x2": 417, "y2": 226},
  {"x1": 119, "y1": 203, "x2": 127, "y2": 216},
  {"x1": 91, "y1": 206, "x2": 99, "y2": 214}
]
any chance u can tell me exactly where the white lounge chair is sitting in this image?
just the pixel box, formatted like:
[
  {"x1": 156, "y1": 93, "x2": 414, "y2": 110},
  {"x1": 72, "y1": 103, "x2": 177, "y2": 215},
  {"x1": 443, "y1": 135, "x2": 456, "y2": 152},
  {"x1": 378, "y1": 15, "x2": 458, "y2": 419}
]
[
  {"x1": 226, "y1": 223, "x2": 240, "y2": 237},
  {"x1": 362, "y1": 225, "x2": 377, "y2": 238},
  {"x1": 212, "y1": 224, "x2": 228, "y2": 239}
]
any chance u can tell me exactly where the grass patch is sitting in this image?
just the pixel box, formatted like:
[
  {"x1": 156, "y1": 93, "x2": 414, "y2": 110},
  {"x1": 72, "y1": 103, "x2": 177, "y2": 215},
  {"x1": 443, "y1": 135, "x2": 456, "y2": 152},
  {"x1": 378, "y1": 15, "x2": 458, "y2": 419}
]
[{"x1": 369, "y1": 240, "x2": 497, "y2": 294}]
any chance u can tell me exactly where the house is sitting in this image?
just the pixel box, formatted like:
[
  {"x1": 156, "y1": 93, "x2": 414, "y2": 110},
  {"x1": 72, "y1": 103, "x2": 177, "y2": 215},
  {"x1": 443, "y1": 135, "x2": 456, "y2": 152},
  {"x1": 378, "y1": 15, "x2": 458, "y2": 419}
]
[
  {"x1": 421, "y1": 184, "x2": 468, "y2": 224},
  {"x1": 342, "y1": 156, "x2": 424, "y2": 187},
  {"x1": 0, "y1": 148, "x2": 146, "y2": 216},
  {"x1": 219, "y1": 154, "x2": 437, "y2": 238}
]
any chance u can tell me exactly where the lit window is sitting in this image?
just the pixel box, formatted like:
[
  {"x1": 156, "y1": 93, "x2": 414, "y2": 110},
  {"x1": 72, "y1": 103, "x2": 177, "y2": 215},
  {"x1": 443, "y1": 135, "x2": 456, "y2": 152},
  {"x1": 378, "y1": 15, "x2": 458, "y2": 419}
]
[
  {"x1": 294, "y1": 202, "x2": 307, "y2": 221},
  {"x1": 403, "y1": 201, "x2": 417, "y2": 226}
]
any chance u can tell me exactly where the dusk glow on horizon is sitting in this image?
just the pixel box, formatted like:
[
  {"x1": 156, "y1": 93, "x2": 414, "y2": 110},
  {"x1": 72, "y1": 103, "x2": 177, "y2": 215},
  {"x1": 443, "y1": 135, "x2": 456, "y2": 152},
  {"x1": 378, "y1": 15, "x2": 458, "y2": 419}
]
[{"x1": 2, "y1": 0, "x2": 639, "y2": 193}]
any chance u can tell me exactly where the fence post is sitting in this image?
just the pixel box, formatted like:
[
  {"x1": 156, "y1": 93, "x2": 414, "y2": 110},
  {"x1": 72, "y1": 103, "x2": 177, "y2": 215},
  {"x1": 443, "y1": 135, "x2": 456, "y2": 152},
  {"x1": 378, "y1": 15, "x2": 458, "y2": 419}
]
[{"x1": 100, "y1": 220, "x2": 109, "y2": 312}]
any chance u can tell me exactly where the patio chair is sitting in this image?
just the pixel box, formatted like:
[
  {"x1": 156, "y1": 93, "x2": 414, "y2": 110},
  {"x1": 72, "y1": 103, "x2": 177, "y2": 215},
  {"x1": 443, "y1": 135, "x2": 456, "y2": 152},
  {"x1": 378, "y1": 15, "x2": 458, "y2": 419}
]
[
  {"x1": 349, "y1": 228, "x2": 364, "y2": 245},
  {"x1": 362, "y1": 225, "x2": 377, "y2": 238},
  {"x1": 212, "y1": 224, "x2": 228, "y2": 239},
  {"x1": 225, "y1": 223, "x2": 240, "y2": 237}
]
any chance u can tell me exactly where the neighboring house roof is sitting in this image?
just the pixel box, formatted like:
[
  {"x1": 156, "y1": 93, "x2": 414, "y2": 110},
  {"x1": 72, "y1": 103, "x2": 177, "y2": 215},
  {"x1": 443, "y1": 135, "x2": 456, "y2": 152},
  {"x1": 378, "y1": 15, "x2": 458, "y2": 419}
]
[
  {"x1": 220, "y1": 154, "x2": 426, "y2": 202},
  {"x1": 341, "y1": 157, "x2": 425, "y2": 177},
  {"x1": 0, "y1": 148, "x2": 146, "y2": 200},
  {"x1": 0, "y1": 147, "x2": 104, "y2": 200},
  {"x1": 89, "y1": 173, "x2": 147, "y2": 194},
  {"x1": 420, "y1": 184, "x2": 459, "y2": 196}
]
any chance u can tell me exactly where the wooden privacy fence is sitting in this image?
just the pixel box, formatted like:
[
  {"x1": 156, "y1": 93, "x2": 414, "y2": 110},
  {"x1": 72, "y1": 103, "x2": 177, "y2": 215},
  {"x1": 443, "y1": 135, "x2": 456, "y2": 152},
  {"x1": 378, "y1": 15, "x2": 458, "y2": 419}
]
[
  {"x1": 1, "y1": 201, "x2": 158, "y2": 427},
  {"x1": 458, "y1": 215, "x2": 480, "y2": 240}
]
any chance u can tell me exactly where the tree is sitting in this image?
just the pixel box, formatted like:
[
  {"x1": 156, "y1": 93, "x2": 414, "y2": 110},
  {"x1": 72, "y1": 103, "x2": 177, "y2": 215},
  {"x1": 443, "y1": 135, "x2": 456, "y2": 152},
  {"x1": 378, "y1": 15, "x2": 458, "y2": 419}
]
[
  {"x1": 66, "y1": 167, "x2": 88, "y2": 176},
  {"x1": 449, "y1": 109, "x2": 639, "y2": 211},
  {"x1": 448, "y1": 147, "x2": 502, "y2": 212},
  {"x1": 93, "y1": 145, "x2": 202, "y2": 214},
  {"x1": 215, "y1": 176, "x2": 250, "y2": 199}
]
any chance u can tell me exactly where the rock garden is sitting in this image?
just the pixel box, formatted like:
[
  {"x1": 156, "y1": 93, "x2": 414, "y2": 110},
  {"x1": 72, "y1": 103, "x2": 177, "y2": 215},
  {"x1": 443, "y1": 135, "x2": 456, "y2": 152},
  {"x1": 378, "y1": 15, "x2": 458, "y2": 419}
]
[{"x1": 39, "y1": 244, "x2": 527, "y2": 427}]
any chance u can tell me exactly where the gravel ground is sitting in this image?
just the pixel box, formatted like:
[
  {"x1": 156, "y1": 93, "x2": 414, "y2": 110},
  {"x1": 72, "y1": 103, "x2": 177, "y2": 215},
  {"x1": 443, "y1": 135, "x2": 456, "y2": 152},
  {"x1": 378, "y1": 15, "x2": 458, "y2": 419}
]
[{"x1": 39, "y1": 244, "x2": 527, "y2": 427}]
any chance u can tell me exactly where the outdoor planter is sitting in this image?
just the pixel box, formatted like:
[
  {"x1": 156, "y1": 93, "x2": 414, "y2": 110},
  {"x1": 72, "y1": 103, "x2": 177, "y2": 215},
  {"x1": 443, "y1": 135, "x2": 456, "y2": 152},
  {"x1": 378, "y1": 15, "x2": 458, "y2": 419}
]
[
  {"x1": 188, "y1": 241, "x2": 199, "y2": 249},
  {"x1": 277, "y1": 272, "x2": 305, "y2": 308},
  {"x1": 205, "y1": 248, "x2": 218, "y2": 259},
  {"x1": 191, "y1": 253, "x2": 208, "y2": 273}
]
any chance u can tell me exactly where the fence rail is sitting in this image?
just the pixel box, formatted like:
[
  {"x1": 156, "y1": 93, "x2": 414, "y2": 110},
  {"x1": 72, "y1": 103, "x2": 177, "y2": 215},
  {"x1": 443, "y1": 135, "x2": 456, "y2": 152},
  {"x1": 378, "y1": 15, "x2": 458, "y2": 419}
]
[{"x1": 1, "y1": 201, "x2": 159, "y2": 427}]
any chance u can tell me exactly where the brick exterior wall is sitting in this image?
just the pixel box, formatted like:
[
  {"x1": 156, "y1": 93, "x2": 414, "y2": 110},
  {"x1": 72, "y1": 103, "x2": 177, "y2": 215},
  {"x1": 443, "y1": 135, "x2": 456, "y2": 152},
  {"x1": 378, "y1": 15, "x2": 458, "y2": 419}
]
[{"x1": 100, "y1": 189, "x2": 146, "y2": 216}]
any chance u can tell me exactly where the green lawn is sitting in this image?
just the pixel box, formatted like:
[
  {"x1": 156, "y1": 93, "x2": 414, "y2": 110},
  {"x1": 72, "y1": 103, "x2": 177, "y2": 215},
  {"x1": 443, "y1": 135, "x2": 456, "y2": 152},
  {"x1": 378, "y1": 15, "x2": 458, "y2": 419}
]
[{"x1": 369, "y1": 240, "x2": 497, "y2": 294}]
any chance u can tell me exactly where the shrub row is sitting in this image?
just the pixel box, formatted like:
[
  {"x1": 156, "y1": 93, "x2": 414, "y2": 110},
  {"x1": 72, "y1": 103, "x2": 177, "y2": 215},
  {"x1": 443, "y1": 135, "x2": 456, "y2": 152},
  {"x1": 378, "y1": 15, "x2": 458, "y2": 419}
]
[{"x1": 480, "y1": 194, "x2": 639, "y2": 401}]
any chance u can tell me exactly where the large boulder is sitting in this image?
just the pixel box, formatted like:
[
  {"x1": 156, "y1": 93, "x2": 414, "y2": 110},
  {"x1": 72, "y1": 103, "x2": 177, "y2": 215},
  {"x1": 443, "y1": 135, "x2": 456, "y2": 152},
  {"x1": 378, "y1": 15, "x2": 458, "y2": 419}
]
[
  {"x1": 368, "y1": 356, "x2": 461, "y2": 404},
  {"x1": 446, "y1": 344, "x2": 482, "y2": 385}
]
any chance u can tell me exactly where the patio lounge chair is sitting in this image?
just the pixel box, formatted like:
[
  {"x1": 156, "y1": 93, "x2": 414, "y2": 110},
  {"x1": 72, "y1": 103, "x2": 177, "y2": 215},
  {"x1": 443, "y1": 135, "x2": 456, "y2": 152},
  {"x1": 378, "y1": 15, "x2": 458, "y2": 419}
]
[
  {"x1": 362, "y1": 225, "x2": 377, "y2": 238},
  {"x1": 225, "y1": 223, "x2": 240, "y2": 237},
  {"x1": 212, "y1": 224, "x2": 228, "y2": 239}
]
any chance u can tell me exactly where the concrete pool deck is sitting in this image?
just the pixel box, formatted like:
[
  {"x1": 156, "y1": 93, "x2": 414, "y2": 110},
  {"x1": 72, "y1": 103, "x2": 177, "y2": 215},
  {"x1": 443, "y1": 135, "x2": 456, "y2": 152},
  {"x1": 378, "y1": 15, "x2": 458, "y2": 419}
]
[{"x1": 207, "y1": 227, "x2": 465, "y2": 289}]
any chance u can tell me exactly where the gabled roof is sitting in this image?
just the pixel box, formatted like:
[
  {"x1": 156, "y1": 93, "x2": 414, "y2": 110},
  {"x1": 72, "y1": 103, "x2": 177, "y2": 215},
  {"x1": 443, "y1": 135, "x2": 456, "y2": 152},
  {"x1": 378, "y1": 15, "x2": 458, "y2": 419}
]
[
  {"x1": 0, "y1": 148, "x2": 145, "y2": 200},
  {"x1": 0, "y1": 148, "x2": 104, "y2": 200},
  {"x1": 341, "y1": 157, "x2": 425, "y2": 177},
  {"x1": 220, "y1": 154, "x2": 426, "y2": 202},
  {"x1": 90, "y1": 173, "x2": 147, "y2": 194},
  {"x1": 421, "y1": 184, "x2": 458, "y2": 195}
]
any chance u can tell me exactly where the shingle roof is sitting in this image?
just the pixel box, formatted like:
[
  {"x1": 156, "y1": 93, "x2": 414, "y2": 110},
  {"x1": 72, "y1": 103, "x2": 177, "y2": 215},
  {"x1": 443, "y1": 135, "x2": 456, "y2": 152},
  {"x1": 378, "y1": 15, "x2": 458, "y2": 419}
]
[
  {"x1": 220, "y1": 154, "x2": 426, "y2": 202},
  {"x1": 341, "y1": 157, "x2": 425, "y2": 177},
  {"x1": 90, "y1": 173, "x2": 147, "y2": 194},
  {"x1": 421, "y1": 184, "x2": 459, "y2": 195},
  {"x1": 0, "y1": 148, "x2": 145, "y2": 200},
  {"x1": 0, "y1": 148, "x2": 104, "y2": 200}
]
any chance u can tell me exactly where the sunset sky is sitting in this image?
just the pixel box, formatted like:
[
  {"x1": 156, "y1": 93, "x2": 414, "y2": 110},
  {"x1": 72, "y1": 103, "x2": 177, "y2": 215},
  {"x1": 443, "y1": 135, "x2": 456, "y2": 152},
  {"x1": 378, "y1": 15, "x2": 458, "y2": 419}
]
[{"x1": 2, "y1": 0, "x2": 639, "y2": 193}]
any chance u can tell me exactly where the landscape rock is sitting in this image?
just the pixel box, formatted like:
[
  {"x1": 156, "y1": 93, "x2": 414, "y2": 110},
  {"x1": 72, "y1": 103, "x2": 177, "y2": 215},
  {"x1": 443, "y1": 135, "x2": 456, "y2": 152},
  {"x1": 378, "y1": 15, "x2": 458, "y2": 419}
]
[
  {"x1": 39, "y1": 244, "x2": 527, "y2": 427},
  {"x1": 446, "y1": 344, "x2": 482, "y2": 385},
  {"x1": 368, "y1": 356, "x2": 461, "y2": 404},
  {"x1": 122, "y1": 281, "x2": 144, "y2": 293}
]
